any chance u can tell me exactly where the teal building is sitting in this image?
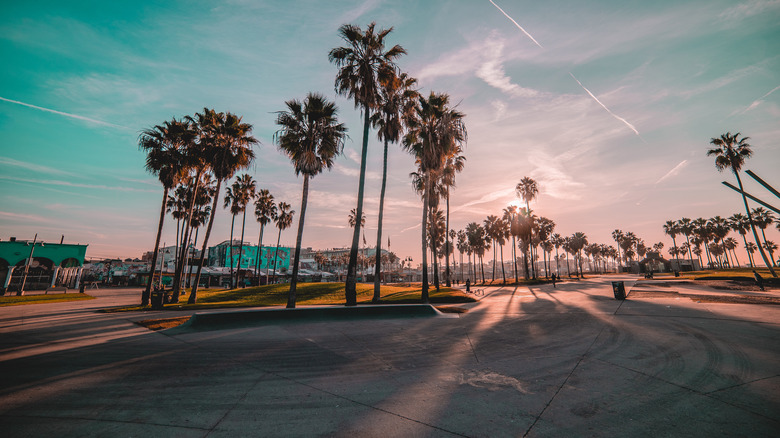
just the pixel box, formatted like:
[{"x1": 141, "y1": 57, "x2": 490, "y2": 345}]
[{"x1": 0, "y1": 238, "x2": 88, "y2": 293}]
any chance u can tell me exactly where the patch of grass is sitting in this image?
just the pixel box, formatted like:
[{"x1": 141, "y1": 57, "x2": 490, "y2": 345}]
[
  {"x1": 109, "y1": 282, "x2": 475, "y2": 312},
  {"x1": 0, "y1": 293, "x2": 95, "y2": 307},
  {"x1": 135, "y1": 316, "x2": 191, "y2": 330}
]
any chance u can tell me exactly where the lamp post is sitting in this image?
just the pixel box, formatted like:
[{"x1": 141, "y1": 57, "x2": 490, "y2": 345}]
[
  {"x1": 19, "y1": 234, "x2": 44, "y2": 296},
  {"x1": 405, "y1": 257, "x2": 413, "y2": 285}
]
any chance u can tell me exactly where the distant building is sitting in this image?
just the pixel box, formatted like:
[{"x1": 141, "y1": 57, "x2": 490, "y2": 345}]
[
  {"x1": 1, "y1": 237, "x2": 88, "y2": 292},
  {"x1": 207, "y1": 240, "x2": 292, "y2": 273}
]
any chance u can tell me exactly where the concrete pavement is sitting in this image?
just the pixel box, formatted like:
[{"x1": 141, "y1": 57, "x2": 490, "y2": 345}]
[{"x1": 0, "y1": 277, "x2": 778, "y2": 437}]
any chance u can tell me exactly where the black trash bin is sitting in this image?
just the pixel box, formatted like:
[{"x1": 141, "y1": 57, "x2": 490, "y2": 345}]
[
  {"x1": 611, "y1": 281, "x2": 626, "y2": 300},
  {"x1": 151, "y1": 291, "x2": 164, "y2": 309}
]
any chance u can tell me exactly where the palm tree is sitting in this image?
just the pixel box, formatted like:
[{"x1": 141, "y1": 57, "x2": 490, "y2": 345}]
[
  {"x1": 223, "y1": 182, "x2": 243, "y2": 287},
  {"x1": 612, "y1": 229, "x2": 624, "y2": 269},
  {"x1": 752, "y1": 207, "x2": 776, "y2": 266},
  {"x1": 254, "y1": 189, "x2": 277, "y2": 285},
  {"x1": 348, "y1": 208, "x2": 366, "y2": 229},
  {"x1": 271, "y1": 202, "x2": 294, "y2": 284},
  {"x1": 189, "y1": 109, "x2": 258, "y2": 303},
  {"x1": 234, "y1": 174, "x2": 256, "y2": 288},
  {"x1": 729, "y1": 213, "x2": 754, "y2": 267},
  {"x1": 536, "y1": 217, "x2": 555, "y2": 278},
  {"x1": 724, "y1": 237, "x2": 740, "y2": 267},
  {"x1": 663, "y1": 220, "x2": 680, "y2": 269},
  {"x1": 516, "y1": 177, "x2": 539, "y2": 278},
  {"x1": 371, "y1": 71, "x2": 418, "y2": 300},
  {"x1": 678, "y1": 218, "x2": 695, "y2": 263},
  {"x1": 708, "y1": 132, "x2": 776, "y2": 276},
  {"x1": 550, "y1": 233, "x2": 563, "y2": 277},
  {"x1": 763, "y1": 241, "x2": 777, "y2": 267},
  {"x1": 138, "y1": 117, "x2": 194, "y2": 306},
  {"x1": 709, "y1": 216, "x2": 731, "y2": 268},
  {"x1": 569, "y1": 232, "x2": 588, "y2": 277},
  {"x1": 427, "y1": 207, "x2": 446, "y2": 290},
  {"x1": 516, "y1": 207, "x2": 534, "y2": 279},
  {"x1": 746, "y1": 241, "x2": 758, "y2": 265},
  {"x1": 403, "y1": 92, "x2": 467, "y2": 301},
  {"x1": 330, "y1": 22, "x2": 406, "y2": 306},
  {"x1": 503, "y1": 206, "x2": 520, "y2": 282},
  {"x1": 456, "y1": 229, "x2": 468, "y2": 283},
  {"x1": 275, "y1": 93, "x2": 347, "y2": 308}
]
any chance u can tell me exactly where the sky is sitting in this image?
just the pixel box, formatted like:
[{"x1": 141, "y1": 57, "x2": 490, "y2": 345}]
[{"x1": 1, "y1": 0, "x2": 779, "y2": 265}]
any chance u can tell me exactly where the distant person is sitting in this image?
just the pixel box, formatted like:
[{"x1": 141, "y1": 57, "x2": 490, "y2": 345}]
[
  {"x1": 465, "y1": 278, "x2": 471, "y2": 293},
  {"x1": 551, "y1": 273, "x2": 557, "y2": 288},
  {"x1": 753, "y1": 270, "x2": 765, "y2": 291}
]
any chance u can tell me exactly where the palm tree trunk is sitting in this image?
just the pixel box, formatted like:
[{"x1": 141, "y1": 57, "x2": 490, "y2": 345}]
[
  {"x1": 288, "y1": 175, "x2": 309, "y2": 308},
  {"x1": 256, "y1": 225, "x2": 265, "y2": 285},
  {"x1": 228, "y1": 214, "x2": 236, "y2": 287},
  {"x1": 491, "y1": 240, "x2": 496, "y2": 282},
  {"x1": 512, "y1": 234, "x2": 518, "y2": 283},
  {"x1": 190, "y1": 178, "x2": 222, "y2": 304},
  {"x1": 500, "y1": 243, "x2": 506, "y2": 283},
  {"x1": 143, "y1": 189, "x2": 169, "y2": 306},
  {"x1": 236, "y1": 208, "x2": 247, "y2": 288},
  {"x1": 373, "y1": 139, "x2": 390, "y2": 302},
  {"x1": 173, "y1": 173, "x2": 201, "y2": 302},
  {"x1": 273, "y1": 229, "x2": 282, "y2": 285},
  {"x1": 445, "y1": 189, "x2": 451, "y2": 288},
  {"x1": 345, "y1": 109, "x2": 372, "y2": 305},
  {"x1": 420, "y1": 174, "x2": 429, "y2": 303},
  {"x1": 740, "y1": 234, "x2": 754, "y2": 267}
]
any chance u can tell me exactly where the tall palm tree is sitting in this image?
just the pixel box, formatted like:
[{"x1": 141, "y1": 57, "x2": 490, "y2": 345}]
[
  {"x1": 254, "y1": 189, "x2": 277, "y2": 284},
  {"x1": 233, "y1": 174, "x2": 256, "y2": 287},
  {"x1": 550, "y1": 233, "x2": 563, "y2": 277},
  {"x1": 763, "y1": 241, "x2": 777, "y2": 267},
  {"x1": 441, "y1": 149, "x2": 466, "y2": 287},
  {"x1": 569, "y1": 232, "x2": 588, "y2": 277},
  {"x1": 223, "y1": 183, "x2": 243, "y2": 287},
  {"x1": 677, "y1": 218, "x2": 695, "y2": 263},
  {"x1": 271, "y1": 202, "x2": 294, "y2": 284},
  {"x1": 536, "y1": 217, "x2": 555, "y2": 278},
  {"x1": 729, "y1": 213, "x2": 754, "y2": 267},
  {"x1": 503, "y1": 206, "x2": 520, "y2": 282},
  {"x1": 663, "y1": 220, "x2": 680, "y2": 269},
  {"x1": 275, "y1": 93, "x2": 347, "y2": 308},
  {"x1": 330, "y1": 22, "x2": 406, "y2": 306},
  {"x1": 403, "y1": 92, "x2": 467, "y2": 301},
  {"x1": 612, "y1": 229, "x2": 624, "y2": 268},
  {"x1": 456, "y1": 229, "x2": 468, "y2": 283},
  {"x1": 427, "y1": 207, "x2": 446, "y2": 290},
  {"x1": 371, "y1": 71, "x2": 418, "y2": 300},
  {"x1": 138, "y1": 117, "x2": 194, "y2": 306},
  {"x1": 189, "y1": 109, "x2": 258, "y2": 303},
  {"x1": 708, "y1": 132, "x2": 776, "y2": 276},
  {"x1": 752, "y1": 207, "x2": 776, "y2": 266},
  {"x1": 516, "y1": 177, "x2": 539, "y2": 278}
]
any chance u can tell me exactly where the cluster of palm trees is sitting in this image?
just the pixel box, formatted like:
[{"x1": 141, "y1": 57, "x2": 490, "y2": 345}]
[
  {"x1": 139, "y1": 109, "x2": 257, "y2": 305},
  {"x1": 660, "y1": 210, "x2": 777, "y2": 270}
]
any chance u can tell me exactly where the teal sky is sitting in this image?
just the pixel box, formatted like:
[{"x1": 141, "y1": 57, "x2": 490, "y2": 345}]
[{"x1": 1, "y1": 0, "x2": 779, "y2": 263}]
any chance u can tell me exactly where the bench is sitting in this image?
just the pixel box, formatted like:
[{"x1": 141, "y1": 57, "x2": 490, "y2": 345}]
[{"x1": 45, "y1": 286, "x2": 68, "y2": 294}]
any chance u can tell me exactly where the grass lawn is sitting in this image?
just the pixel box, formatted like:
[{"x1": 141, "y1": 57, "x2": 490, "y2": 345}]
[
  {"x1": 0, "y1": 293, "x2": 95, "y2": 307},
  {"x1": 110, "y1": 282, "x2": 475, "y2": 312},
  {"x1": 652, "y1": 267, "x2": 778, "y2": 281}
]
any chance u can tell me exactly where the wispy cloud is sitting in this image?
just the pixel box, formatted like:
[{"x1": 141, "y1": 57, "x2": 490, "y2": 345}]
[
  {"x1": 0, "y1": 175, "x2": 157, "y2": 192},
  {"x1": 0, "y1": 96, "x2": 131, "y2": 130},
  {"x1": 735, "y1": 84, "x2": 780, "y2": 115},
  {"x1": 0, "y1": 211, "x2": 56, "y2": 223},
  {"x1": 655, "y1": 160, "x2": 689, "y2": 184},
  {"x1": 719, "y1": 0, "x2": 780, "y2": 21},
  {"x1": 569, "y1": 73, "x2": 641, "y2": 136},
  {"x1": 488, "y1": 0, "x2": 543, "y2": 48},
  {"x1": 476, "y1": 39, "x2": 539, "y2": 98},
  {"x1": 0, "y1": 157, "x2": 78, "y2": 177}
]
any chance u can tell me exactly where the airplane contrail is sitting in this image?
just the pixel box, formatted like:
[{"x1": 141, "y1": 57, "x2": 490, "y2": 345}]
[
  {"x1": 0, "y1": 96, "x2": 131, "y2": 130},
  {"x1": 488, "y1": 0, "x2": 543, "y2": 48},
  {"x1": 569, "y1": 73, "x2": 640, "y2": 136}
]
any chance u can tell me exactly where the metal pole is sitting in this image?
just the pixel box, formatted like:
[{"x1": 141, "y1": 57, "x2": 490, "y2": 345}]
[{"x1": 18, "y1": 233, "x2": 38, "y2": 296}]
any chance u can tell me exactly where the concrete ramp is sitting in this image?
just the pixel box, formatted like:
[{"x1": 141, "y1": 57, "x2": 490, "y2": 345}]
[{"x1": 173, "y1": 304, "x2": 448, "y2": 331}]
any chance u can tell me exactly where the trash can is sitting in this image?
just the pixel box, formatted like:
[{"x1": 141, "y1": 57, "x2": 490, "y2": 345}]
[
  {"x1": 611, "y1": 281, "x2": 626, "y2": 300},
  {"x1": 151, "y1": 291, "x2": 164, "y2": 310}
]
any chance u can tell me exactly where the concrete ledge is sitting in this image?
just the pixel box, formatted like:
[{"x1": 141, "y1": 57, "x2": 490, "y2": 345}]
[{"x1": 174, "y1": 304, "x2": 449, "y2": 331}]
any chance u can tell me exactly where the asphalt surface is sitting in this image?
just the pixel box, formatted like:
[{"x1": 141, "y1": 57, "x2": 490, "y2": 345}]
[{"x1": 0, "y1": 277, "x2": 778, "y2": 437}]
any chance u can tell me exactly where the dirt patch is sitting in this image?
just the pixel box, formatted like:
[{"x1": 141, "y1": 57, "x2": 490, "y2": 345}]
[
  {"x1": 678, "y1": 279, "x2": 774, "y2": 292},
  {"x1": 629, "y1": 289, "x2": 780, "y2": 305},
  {"x1": 135, "y1": 316, "x2": 191, "y2": 331}
]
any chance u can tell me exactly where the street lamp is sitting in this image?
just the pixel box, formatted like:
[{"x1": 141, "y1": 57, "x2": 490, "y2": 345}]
[{"x1": 405, "y1": 257, "x2": 413, "y2": 285}]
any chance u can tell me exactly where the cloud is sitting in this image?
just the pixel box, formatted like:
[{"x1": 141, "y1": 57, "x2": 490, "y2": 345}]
[
  {"x1": 476, "y1": 40, "x2": 539, "y2": 98},
  {"x1": 0, "y1": 175, "x2": 157, "y2": 192},
  {"x1": 0, "y1": 96, "x2": 131, "y2": 130},
  {"x1": 655, "y1": 160, "x2": 689, "y2": 184},
  {"x1": 0, "y1": 211, "x2": 55, "y2": 224},
  {"x1": 735, "y1": 84, "x2": 780, "y2": 115},
  {"x1": 0, "y1": 157, "x2": 78, "y2": 177},
  {"x1": 719, "y1": 0, "x2": 780, "y2": 21}
]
